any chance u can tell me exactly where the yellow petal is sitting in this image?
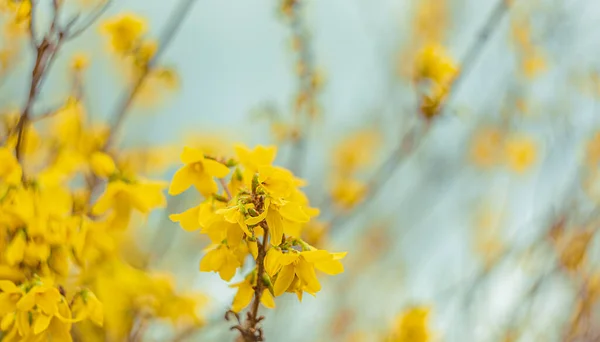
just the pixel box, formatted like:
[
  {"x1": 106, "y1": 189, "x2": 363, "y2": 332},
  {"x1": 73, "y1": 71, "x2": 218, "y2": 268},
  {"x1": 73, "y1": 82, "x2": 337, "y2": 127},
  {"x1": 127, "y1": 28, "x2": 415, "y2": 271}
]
[
  {"x1": 266, "y1": 210, "x2": 284, "y2": 246},
  {"x1": 261, "y1": 290, "x2": 275, "y2": 309},
  {"x1": 6, "y1": 232, "x2": 26, "y2": 266},
  {"x1": 219, "y1": 252, "x2": 239, "y2": 281},
  {"x1": 0, "y1": 280, "x2": 19, "y2": 293},
  {"x1": 180, "y1": 146, "x2": 205, "y2": 164},
  {"x1": 34, "y1": 314, "x2": 52, "y2": 334},
  {"x1": 89, "y1": 152, "x2": 116, "y2": 178},
  {"x1": 273, "y1": 264, "x2": 295, "y2": 296},
  {"x1": 227, "y1": 223, "x2": 244, "y2": 247},
  {"x1": 0, "y1": 312, "x2": 14, "y2": 330},
  {"x1": 265, "y1": 248, "x2": 283, "y2": 276},
  {"x1": 16, "y1": 290, "x2": 37, "y2": 311},
  {"x1": 245, "y1": 206, "x2": 269, "y2": 226},
  {"x1": 199, "y1": 248, "x2": 224, "y2": 273},
  {"x1": 248, "y1": 240, "x2": 258, "y2": 259},
  {"x1": 231, "y1": 282, "x2": 254, "y2": 313},
  {"x1": 295, "y1": 258, "x2": 321, "y2": 293},
  {"x1": 91, "y1": 181, "x2": 121, "y2": 215},
  {"x1": 169, "y1": 165, "x2": 195, "y2": 195},
  {"x1": 300, "y1": 250, "x2": 332, "y2": 263},
  {"x1": 279, "y1": 202, "x2": 310, "y2": 223},
  {"x1": 0, "y1": 293, "x2": 17, "y2": 315},
  {"x1": 202, "y1": 158, "x2": 230, "y2": 178},
  {"x1": 278, "y1": 252, "x2": 299, "y2": 266},
  {"x1": 36, "y1": 289, "x2": 61, "y2": 316},
  {"x1": 193, "y1": 172, "x2": 219, "y2": 197},
  {"x1": 314, "y1": 260, "x2": 344, "y2": 275},
  {"x1": 169, "y1": 205, "x2": 201, "y2": 231}
]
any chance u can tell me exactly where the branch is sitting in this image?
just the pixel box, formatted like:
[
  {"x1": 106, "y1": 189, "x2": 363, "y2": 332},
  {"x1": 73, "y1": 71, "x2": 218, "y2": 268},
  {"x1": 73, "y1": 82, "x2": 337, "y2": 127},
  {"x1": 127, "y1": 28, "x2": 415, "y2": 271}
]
[
  {"x1": 105, "y1": 0, "x2": 198, "y2": 149},
  {"x1": 65, "y1": 0, "x2": 113, "y2": 40},
  {"x1": 325, "y1": 0, "x2": 511, "y2": 233}
]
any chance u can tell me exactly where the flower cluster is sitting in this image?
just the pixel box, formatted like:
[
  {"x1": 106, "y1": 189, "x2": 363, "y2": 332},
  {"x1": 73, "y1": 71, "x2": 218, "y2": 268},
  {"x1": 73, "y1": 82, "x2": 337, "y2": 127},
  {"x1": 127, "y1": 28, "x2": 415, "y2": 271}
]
[
  {"x1": 413, "y1": 43, "x2": 459, "y2": 120},
  {"x1": 0, "y1": 5, "x2": 206, "y2": 340},
  {"x1": 169, "y1": 144, "x2": 346, "y2": 338},
  {"x1": 386, "y1": 306, "x2": 432, "y2": 342},
  {"x1": 101, "y1": 13, "x2": 178, "y2": 106}
]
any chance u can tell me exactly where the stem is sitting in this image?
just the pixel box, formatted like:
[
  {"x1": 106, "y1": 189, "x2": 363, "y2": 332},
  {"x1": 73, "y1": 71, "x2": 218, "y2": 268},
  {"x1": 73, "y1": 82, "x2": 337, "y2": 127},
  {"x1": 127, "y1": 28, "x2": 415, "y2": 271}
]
[
  {"x1": 219, "y1": 178, "x2": 233, "y2": 200},
  {"x1": 239, "y1": 223, "x2": 268, "y2": 342}
]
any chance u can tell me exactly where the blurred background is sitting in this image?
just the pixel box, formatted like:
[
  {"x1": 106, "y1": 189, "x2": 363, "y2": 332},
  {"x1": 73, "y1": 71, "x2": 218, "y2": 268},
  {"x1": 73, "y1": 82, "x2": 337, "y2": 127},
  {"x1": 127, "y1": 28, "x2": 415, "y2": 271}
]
[{"x1": 3, "y1": 0, "x2": 600, "y2": 341}]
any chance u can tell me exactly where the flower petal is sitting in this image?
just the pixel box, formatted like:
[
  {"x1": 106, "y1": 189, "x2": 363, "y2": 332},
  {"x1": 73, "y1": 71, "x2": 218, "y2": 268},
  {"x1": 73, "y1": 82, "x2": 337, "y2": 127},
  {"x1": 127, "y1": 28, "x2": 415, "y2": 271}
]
[{"x1": 273, "y1": 264, "x2": 295, "y2": 296}]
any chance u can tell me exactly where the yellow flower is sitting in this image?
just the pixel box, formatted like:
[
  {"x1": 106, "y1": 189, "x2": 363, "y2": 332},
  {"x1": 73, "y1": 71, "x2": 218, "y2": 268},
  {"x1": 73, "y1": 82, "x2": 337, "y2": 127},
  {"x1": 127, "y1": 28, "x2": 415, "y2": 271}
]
[
  {"x1": 199, "y1": 245, "x2": 241, "y2": 281},
  {"x1": 92, "y1": 180, "x2": 166, "y2": 229},
  {"x1": 169, "y1": 147, "x2": 230, "y2": 197},
  {"x1": 257, "y1": 165, "x2": 300, "y2": 199},
  {"x1": 266, "y1": 248, "x2": 346, "y2": 297},
  {"x1": 71, "y1": 53, "x2": 90, "y2": 71},
  {"x1": 333, "y1": 129, "x2": 380, "y2": 175},
  {"x1": 331, "y1": 178, "x2": 367, "y2": 210},
  {"x1": 71, "y1": 290, "x2": 103, "y2": 327},
  {"x1": 504, "y1": 135, "x2": 537, "y2": 173},
  {"x1": 0, "y1": 280, "x2": 75, "y2": 341},
  {"x1": 235, "y1": 144, "x2": 277, "y2": 173},
  {"x1": 413, "y1": 43, "x2": 458, "y2": 119},
  {"x1": 89, "y1": 151, "x2": 116, "y2": 178},
  {"x1": 388, "y1": 306, "x2": 431, "y2": 342},
  {"x1": 101, "y1": 13, "x2": 147, "y2": 55},
  {"x1": 230, "y1": 277, "x2": 275, "y2": 313},
  {"x1": 5, "y1": 231, "x2": 25, "y2": 266}
]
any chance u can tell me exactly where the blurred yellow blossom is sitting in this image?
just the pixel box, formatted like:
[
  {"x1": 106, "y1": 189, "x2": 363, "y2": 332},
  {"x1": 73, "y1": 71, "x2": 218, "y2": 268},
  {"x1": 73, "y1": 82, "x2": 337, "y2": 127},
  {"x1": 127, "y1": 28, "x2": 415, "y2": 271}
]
[{"x1": 504, "y1": 135, "x2": 537, "y2": 173}]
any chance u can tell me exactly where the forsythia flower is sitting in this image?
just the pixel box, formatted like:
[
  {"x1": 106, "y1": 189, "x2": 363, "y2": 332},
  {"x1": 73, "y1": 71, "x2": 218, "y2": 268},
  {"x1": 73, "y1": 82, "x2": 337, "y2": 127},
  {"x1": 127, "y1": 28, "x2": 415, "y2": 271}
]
[
  {"x1": 504, "y1": 135, "x2": 537, "y2": 173},
  {"x1": 93, "y1": 179, "x2": 166, "y2": 230},
  {"x1": 387, "y1": 306, "x2": 432, "y2": 342},
  {"x1": 199, "y1": 244, "x2": 242, "y2": 281},
  {"x1": 266, "y1": 248, "x2": 346, "y2": 298},
  {"x1": 413, "y1": 43, "x2": 459, "y2": 120},
  {"x1": 101, "y1": 13, "x2": 147, "y2": 55},
  {"x1": 0, "y1": 278, "x2": 103, "y2": 342},
  {"x1": 230, "y1": 274, "x2": 275, "y2": 313},
  {"x1": 169, "y1": 147, "x2": 230, "y2": 197},
  {"x1": 169, "y1": 144, "x2": 346, "y2": 322}
]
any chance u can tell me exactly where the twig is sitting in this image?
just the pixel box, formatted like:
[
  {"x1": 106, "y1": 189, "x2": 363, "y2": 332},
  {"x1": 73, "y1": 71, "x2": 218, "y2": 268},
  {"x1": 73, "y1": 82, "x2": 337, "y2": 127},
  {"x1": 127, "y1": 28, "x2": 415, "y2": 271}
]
[
  {"x1": 105, "y1": 0, "x2": 197, "y2": 149},
  {"x1": 442, "y1": 0, "x2": 510, "y2": 107},
  {"x1": 65, "y1": 0, "x2": 114, "y2": 40},
  {"x1": 325, "y1": 0, "x2": 512, "y2": 233},
  {"x1": 220, "y1": 178, "x2": 233, "y2": 200},
  {"x1": 285, "y1": 1, "x2": 318, "y2": 177}
]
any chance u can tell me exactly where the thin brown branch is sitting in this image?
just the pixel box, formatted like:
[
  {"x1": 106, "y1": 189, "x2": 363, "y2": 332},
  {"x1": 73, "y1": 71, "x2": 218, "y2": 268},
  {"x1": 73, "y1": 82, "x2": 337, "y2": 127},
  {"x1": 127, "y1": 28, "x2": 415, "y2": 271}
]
[{"x1": 234, "y1": 191, "x2": 270, "y2": 341}]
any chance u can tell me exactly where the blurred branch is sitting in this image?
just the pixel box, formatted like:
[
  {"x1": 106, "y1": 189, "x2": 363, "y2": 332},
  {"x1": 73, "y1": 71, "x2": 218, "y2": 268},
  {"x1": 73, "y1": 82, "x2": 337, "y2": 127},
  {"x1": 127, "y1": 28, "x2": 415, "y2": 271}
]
[
  {"x1": 105, "y1": 0, "x2": 197, "y2": 149},
  {"x1": 443, "y1": 0, "x2": 510, "y2": 107},
  {"x1": 325, "y1": 0, "x2": 512, "y2": 233},
  {"x1": 284, "y1": 1, "x2": 318, "y2": 177},
  {"x1": 65, "y1": 0, "x2": 114, "y2": 40}
]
